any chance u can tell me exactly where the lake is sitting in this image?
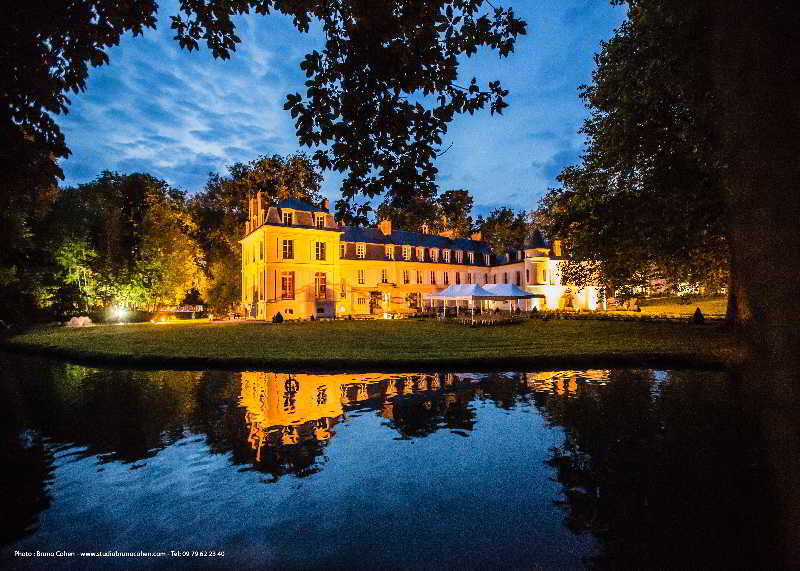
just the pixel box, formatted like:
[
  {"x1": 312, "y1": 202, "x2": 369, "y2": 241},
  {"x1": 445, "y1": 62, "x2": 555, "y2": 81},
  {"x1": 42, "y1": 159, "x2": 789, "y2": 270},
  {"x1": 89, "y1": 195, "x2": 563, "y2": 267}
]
[{"x1": 0, "y1": 352, "x2": 779, "y2": 569}]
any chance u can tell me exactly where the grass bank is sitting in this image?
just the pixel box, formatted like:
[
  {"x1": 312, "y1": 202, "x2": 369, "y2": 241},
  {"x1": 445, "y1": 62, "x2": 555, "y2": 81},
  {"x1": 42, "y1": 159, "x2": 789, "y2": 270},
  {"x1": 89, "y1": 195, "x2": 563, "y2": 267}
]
[{"x1": 2, "y1": 319, "x2": 745, "y2": 371}]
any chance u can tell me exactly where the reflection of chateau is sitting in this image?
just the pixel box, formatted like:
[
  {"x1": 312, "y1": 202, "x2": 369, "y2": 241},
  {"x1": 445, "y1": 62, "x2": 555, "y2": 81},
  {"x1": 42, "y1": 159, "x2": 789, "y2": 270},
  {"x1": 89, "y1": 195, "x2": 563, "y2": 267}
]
[
  {"x1": 238, "y1": 370, "x2": 610, "y2": 460},
  {"x1": 240, "y1": 193, "x2": 601, "y2": 319}
]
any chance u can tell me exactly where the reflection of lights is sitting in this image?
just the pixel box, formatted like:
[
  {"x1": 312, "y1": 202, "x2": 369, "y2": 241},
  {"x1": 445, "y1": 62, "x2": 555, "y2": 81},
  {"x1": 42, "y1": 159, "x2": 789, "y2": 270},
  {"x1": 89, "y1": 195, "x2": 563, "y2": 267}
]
[
  {"x1": 112, "y1": 307, "x2": 127, "y2": 320},
  {"x1": 339, "y1": 305, "x2": 345, "y2": 313}
]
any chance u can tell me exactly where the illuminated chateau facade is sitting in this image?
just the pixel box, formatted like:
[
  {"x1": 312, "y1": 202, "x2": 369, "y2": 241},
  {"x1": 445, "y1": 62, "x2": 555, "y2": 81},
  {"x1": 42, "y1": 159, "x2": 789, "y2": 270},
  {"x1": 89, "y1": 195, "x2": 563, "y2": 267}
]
[{"x1": 240, "y1": 193, "x2": 599, "y2": 319}]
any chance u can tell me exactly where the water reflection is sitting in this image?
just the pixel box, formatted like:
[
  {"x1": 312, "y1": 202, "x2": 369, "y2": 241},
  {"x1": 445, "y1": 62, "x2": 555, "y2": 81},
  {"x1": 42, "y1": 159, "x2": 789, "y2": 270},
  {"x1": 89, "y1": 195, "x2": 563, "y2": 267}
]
[{"x1": 0, "y1": 353, "x2": 782, "y2": 568}]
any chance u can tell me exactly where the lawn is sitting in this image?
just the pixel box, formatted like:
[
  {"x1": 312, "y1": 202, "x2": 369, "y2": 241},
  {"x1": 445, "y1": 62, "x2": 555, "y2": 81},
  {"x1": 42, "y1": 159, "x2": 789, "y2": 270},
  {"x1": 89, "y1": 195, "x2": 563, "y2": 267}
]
[
  {"x1": 637, "y1": 294, "x2": 728, "y2": 317},
  {"x1": 3, "y1": 318, "x2": 745, "y2": 370}
]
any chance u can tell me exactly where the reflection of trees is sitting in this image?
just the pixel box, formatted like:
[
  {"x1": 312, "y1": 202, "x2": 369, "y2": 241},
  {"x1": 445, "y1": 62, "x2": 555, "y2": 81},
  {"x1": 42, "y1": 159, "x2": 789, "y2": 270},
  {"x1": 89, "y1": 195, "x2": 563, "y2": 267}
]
[{"x1": 537, "y1": 369, "x2": 778, "y2": 569}]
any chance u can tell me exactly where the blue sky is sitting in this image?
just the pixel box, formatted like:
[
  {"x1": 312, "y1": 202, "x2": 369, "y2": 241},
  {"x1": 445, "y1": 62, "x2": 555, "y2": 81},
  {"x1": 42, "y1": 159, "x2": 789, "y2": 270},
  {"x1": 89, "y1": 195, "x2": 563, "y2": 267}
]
[{"x1": 56, "y1": 0, "x2": 625, "y2": 217}]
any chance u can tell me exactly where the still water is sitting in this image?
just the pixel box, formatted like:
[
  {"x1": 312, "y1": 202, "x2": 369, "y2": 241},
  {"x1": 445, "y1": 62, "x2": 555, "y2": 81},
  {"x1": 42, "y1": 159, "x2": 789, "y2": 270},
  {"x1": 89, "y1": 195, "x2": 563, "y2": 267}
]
[{"x1": 0, "y1": 353, "x2": 778, "y2": 569}]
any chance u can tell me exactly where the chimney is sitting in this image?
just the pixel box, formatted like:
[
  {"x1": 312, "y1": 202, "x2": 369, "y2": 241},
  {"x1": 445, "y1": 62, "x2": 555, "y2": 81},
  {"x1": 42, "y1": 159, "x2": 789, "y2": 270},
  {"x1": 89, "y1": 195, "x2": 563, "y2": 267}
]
[
  {"x1": 552, "y1": 240, "x2": 562, "y2": 257},
  {"x1": 470, "y1": 231, "x2": 483, "y2": 242},
  {"x1": 421, "y1": 223, "x2": 430, "y2": 235},
  {"x1": 378, "y1": 218, "x2": 392, "y2": 236},
  {"x1": 322, "y1": 198, "x2": 329, "y2": 211},
  {"x1": 256, "y1": 191, "x2": 264, "y2": 225}
]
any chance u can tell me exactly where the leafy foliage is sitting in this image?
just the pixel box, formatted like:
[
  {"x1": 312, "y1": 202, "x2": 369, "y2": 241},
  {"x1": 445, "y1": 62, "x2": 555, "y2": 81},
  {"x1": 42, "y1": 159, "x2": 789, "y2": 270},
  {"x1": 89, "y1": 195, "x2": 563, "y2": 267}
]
[
  {"x1": 476, "y1": 207, "x2": 530, "y2": 251},
  {"x1": 536, "y1": 2, "x2": 727, "y2": 294},
  {"x1": 376, "y1": 188, "x2": 474, "y2": 236}
]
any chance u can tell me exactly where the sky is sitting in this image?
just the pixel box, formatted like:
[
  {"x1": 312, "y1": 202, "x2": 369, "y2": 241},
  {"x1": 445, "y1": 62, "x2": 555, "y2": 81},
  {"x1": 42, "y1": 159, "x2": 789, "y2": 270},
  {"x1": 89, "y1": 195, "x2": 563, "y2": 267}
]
[{"x1": 55, "y1": 0, "x2": 626, "y2": 218}]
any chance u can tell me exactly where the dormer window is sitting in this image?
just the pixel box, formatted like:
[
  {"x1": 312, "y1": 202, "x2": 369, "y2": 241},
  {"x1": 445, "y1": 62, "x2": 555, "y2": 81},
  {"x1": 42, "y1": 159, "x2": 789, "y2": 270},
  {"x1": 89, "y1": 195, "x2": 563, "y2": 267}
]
[
  {"x1": 455, "y1": 250, "x2": 463, "y2": 264},
  {"x1": 517, "y1": 250, "x2": 523, "y2": 261},
  {"x1": 402, "y1": 245, "x2": 411, "y2": 260},
  {"x1": 443, "y1": 249, "x2": 450, "y2": 263},
  {"x1": 431, "y1": 249, "x2": 439, "y2": 262},
  {"x1": 385, "y1": 245, "x2": 394, "y2": 260},
  {"x1": 316, "y1": 214, "x2": 325, "y2": 228},
  {"x1": 283, "y1": 212, "x2": 293, "y2": 225},
  {"x1": 468, "y1": 252, "x2": 475, "y2": 264},
  {"x1": 356, "y1": 243, "x2": 366, "y2": 259},
  {"x1": 417, "y1": 247, "x2": 425, "y2": 261},
  {"x1": 484, "y1": 253, "x2": 491, "y2": 265}
]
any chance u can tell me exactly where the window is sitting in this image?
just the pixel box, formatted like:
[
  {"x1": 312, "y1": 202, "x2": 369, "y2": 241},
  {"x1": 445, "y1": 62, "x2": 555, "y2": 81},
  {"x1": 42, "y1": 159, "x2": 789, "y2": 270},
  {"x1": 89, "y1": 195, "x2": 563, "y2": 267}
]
[
  {"x1": 357, "y1": 297, "x2": 367, "y2": 305},
  {"x1": 526, "y1": 269, "x2": 530, "y2": 284},
  {"x1": 417, "y1": 247, "x2": 425, "y2": 261},
  {"x1": 493, "y1": 274, "x2": 497, "y2": 284},
  {"x1": 431, "y1": 249, "x2": 438, "y2": 262},
  {"x1": 456, "y1": 250, "x2": 463, "y2": 263},
  {"x1": 467, "y1": 273, "x2": 472, "y2": 284},
  {"x1": 430, "y1": 271, "x2": 436, "y2": 284},
  {"x1": 468, "y1": 251, "x2": 474, "y2": 264},
  {"x1": 315, "y1": 241, "x2": 326, "y2": 260},
  {"x1": 443, "y1": 249, "x2": 450, "y2": 263},
  {"x1": 402, "y1": 245, "x2": 411, "y2": 260},
  {"x1": 484, "y1": 273, "x2": 489, "y2": 284},
  {"x1": 444, "y1": 272, "x2": 449, "y2": 285},
  {"x1": 281, "y1": 271, "x2": 295, "y2": 299},
  {"x1": 260, "y1": 242, "x2": 264, "y2": 260},
  {"x1": 455, "y1": 272, "x2": 460, "y2": 285},
  {"x1": 517, "y1": 250, "x2": 523, "y2": 261},
  {"x1": 484, "y1": 253, "x2": 491, "y2": 265},
  {"x1": 503, "y1": 272, "x2": 508, "y2": 284},
  {"x1": 316, "y1": 214, "x2": 325, "y2": 228},
  {"x1": 315, "y1": 272, "x2": 327, "y2": 298},
  {"x1": 416, "y1": 270, "x2": 422, "y2": 284},
  {"x1": 357, "y1": 269, "x2": 365, "y2": 284},
  {"x1": 543, "y1": 269, "x2": 548, "y2": 284},
  {"x1": 282, "y1": 239, "x2": 294, "y2": 259},
  {"x1": 340, "y1": 279, "x2": 346, "y2": 298},
  {"x1": 283, "y1": 212, "x2": 293, "y2": 225},
  {"x1": 385, "y1": 245, "x2": 394, "y2": 260},
  {"x1": 515, "y1": 271, "x2": 521, "y2": 286},
  {"x1": 403, "y1": 270, "x2": 410, "y2": 284},
  {"x1": 340, "y1": 243, "x2": 346, "y2": 258},
  {"x1": 381, "y1": 268, "x2": 389, "y2": 283},
  {"x1": 356, "y1": 243, "x2": 366, "y2": 258}
]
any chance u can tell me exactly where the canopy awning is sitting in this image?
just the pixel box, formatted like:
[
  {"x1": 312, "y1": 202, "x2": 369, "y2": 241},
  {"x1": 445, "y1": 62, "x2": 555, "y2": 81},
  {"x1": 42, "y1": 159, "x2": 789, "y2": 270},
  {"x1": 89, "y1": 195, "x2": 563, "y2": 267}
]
[
  {"x1": 424, "y1": 284, "x2": 500, "y2": 300},
  {"x1": 482, "y1": 284, "x2": 536, "y2": 299}
]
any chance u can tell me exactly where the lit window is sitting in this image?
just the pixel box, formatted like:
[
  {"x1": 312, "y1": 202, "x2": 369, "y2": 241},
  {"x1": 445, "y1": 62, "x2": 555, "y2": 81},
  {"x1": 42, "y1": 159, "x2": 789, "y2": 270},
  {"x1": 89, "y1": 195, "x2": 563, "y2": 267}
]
[
  {"x1": 315, "y1": 272, "x2": 327, "y2": 298},
  {"x1": 316, "y1": 214, "x2": 325, "y2": 228},
  {"x1": 517, "y1": 251, "x2": 523, "y2": 261},
  {"x1": 340, "y1": 243, "x2": 346, "y2": 258},
  {"x1": 431, "y1": 249, "x2": 438, "y2": 262},
  {"x1": 443, "y1": 249, "x2": 450, "y2": 263},
  {"x1": 315, "y1": 241, "x2": 326, "y2": 260},
  {"x1": 357, "y1": 269, "x2": 365, "y2": 284},
  {"x1": 455, "y1": 272, "x2": 460, "y2": 284},
  {"x1": 416, "y1": 270, "x2": 422, "y2": 284},
  {"x1": 402, "y1": 245, "x2": 411, "y2": 260},
  {"x1": 403, "y1": 270, "x2": 410, "y2": 284},
  {"x1": 444, "y1": 272, "x2": 449, "y2": 285},
  {"x1": 356, "y1": 243, "x2": 365, "y2": 259},
  {"x1": 385, "y1": 245, "x2": 394, "y2": 260},
  {"x1": 456, "y1": 250, "x2": 463, "y2": 263},
  {"x1": 417, "y1": 247, "x2": 425, "y2": 261},
  {"x1": 381, "y1": 269, "x2": 389, "y2": 283},
  {"x1": 430, "y1": 271, "x2": 436, "y2": 284},
  {"x1": 281, "y1": 271, "x2": 295, "y2": 299},
  {"x1": 468, "y1": 252, "x2": 475, "y2": 264},
  {"x1": 282, "y1": 239, "x2": 294, "y2": 259},
  {"x1": 484, "y1": 254, "x2": 490, "y2": 265},
  {"x1": 283, "y1": 212, "x2": 293, "y2": 225}
]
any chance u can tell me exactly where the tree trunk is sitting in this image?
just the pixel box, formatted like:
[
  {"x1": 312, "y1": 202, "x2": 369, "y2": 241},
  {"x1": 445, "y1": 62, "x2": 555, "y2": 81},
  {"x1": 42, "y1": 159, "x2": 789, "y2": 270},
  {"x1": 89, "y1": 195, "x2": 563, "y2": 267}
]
[{"x1": 707, "y1": 2, "x2": 800, "y2": 566}]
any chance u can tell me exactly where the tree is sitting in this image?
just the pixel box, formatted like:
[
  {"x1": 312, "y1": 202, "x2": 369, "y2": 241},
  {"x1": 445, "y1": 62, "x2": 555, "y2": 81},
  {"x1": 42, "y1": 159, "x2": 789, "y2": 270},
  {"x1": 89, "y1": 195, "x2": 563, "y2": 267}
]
[
  {"x1": 3, "y1": 1, "x2": 525, "y2": 221},
  {"x1": 375, "y1": 187, "x2": 474, "y2": 235},
  {"x1": 191, "y1": 154, "x2": 323, "y2": 312},
  {"x1": 475, "y1": 207, "x2": 529, "y2": 251},
  {"x1": 535, "y1": 1, "x2": 728, "y2": 299}
]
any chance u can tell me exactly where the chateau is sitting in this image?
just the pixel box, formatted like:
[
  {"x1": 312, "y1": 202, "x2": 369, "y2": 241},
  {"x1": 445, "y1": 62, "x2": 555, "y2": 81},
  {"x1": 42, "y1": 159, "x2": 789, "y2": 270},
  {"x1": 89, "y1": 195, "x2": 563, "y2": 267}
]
[{"x1": 240, "y1": 193, "x2": 599, "y2": 319}]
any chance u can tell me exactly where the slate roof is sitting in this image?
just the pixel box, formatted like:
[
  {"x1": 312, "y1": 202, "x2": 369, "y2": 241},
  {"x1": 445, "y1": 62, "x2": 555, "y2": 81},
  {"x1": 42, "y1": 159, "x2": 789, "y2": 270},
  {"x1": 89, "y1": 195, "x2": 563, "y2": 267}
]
[
  {"x1": 523, "y1": 229, "x2": 548, "y2": 249},
  {"x1": 340, "y1": 226, "x2": 492, "y2": 254},
  {"x1": 277, "y1": 197, "x2": 327, "y2": 212}
]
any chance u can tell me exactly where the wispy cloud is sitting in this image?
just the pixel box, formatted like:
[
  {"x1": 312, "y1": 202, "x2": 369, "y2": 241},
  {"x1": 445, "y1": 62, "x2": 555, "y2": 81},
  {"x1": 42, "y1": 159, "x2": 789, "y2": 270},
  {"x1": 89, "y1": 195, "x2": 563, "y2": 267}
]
[{"x1": 56, "y1": 0, "x2": 624, "y2": 212}]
